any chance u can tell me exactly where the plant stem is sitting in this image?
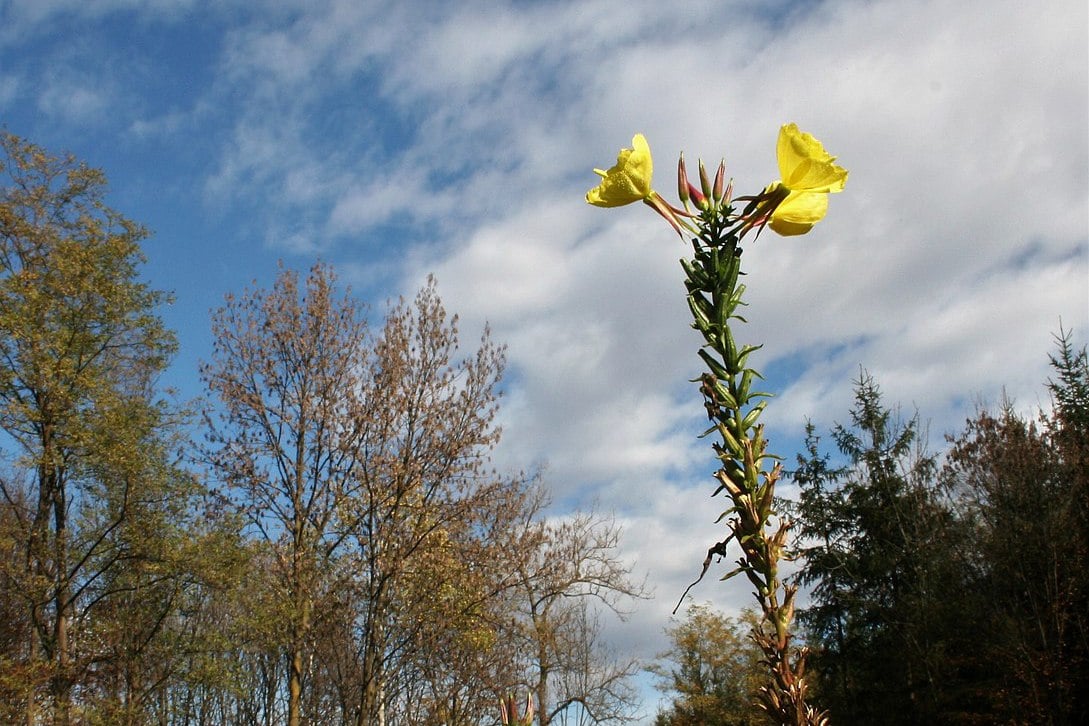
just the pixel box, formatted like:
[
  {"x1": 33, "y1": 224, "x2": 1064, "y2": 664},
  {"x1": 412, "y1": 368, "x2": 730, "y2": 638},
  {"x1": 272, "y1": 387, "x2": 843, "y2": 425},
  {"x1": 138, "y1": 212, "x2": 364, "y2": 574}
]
[{"x1": 682, "y1": 204, "x2": 827, "y2": 726}]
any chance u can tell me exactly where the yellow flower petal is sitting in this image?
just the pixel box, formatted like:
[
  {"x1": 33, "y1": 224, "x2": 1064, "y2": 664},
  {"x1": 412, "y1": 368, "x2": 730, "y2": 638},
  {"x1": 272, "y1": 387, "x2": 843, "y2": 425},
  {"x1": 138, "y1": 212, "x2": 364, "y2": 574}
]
[
  {"x1": 777, "y1": 123, "x2": 848, "y2": 194},
  {"x1": 769, "y1": 190, "x2": 828, "y2": 236},
  {"x1": 585, "y1": 134, "x2": 654, "y2": 207}
]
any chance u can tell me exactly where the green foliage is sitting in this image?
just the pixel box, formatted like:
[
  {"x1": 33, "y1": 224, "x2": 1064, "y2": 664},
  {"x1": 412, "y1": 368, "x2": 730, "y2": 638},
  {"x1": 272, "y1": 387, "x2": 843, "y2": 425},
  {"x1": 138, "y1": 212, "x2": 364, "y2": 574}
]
[
  {"x1": 650, "y1": 604, "x2": 765, "y2": 726},
  {"x1": 793, "y1": 337, "x2": 1089, "y2": 724},
  {"x1": 679, "y1": 181, "x2": 824, "y2": 725},
  {"x1": 0, "y1": 130, "x2": 203, "y2": 725},
  {"x1": 1048, "y1": 326, "x2": 1089, "y2": 437},
  {"x1": 792, "y1": 371, "x2": 969, "y2": 723}
]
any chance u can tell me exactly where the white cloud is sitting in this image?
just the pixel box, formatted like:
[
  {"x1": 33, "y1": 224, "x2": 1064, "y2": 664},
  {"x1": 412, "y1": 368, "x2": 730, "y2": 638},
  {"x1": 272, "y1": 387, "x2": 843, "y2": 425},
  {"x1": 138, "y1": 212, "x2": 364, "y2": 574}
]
[
  {"x1": 0, "y1": 0, "x2": 199, "y2": 46},
  {"x1": 0, "y1": 75, "x2": 17, "y2": 106},
  {"x1": 35, "y1": 70, "x2": 113, "y2": 123}
]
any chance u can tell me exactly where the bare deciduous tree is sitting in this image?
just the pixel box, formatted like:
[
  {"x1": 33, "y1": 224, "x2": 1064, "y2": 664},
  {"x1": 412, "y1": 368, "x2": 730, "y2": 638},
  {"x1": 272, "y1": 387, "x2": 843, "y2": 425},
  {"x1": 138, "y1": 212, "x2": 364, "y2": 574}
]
[
  {"x1": 512, "y1": 509, "x2": 649, "y2": 725},
  {"x1": 203, "y1": 266, "x2": 530, "y2": 726},
  {"x1": 331, "y1": 278, "x2": 521, "y2": 726},
  {"x1": 202, "y1": 262, "x2": 372, "y2": 726}
]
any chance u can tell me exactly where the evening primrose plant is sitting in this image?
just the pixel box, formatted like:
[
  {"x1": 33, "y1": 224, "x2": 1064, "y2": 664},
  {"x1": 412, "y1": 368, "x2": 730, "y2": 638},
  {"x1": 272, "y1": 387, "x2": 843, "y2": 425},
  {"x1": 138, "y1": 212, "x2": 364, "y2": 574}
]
[{"x1": 587, "y1": 124, "x2": 846, "y2": 726}]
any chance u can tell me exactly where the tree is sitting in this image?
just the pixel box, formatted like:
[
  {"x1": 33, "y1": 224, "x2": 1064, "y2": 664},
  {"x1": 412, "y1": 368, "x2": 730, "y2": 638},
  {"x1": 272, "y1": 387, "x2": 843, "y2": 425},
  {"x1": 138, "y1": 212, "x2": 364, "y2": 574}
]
[
  {"x1": 510, "y1": 508, "x2": 648, "y2": 726},
  {"x1": 648, "y1": 603, "x2": 765, "y2": 726},
  {"x1": 941, "y1": 330, "x2": 1089, "y2": 722},
  {"x1": 0, "y1": 469, "x2": 39, "y2": 722},
  {"x1": 1047, "y1": 329, "x2": 1089, "y2": 718},
  {"x1": 790, "y1": 371, "x2": 962, "y2": 724},
  {"x1": 0, "y1": 130, "x2": 184, "y2": 724},
  {"x1": 327, "y1": 277, "x2": 523, "y2": 726},
  {"x1": 202, "y1": 266, "x2": 529, "y2": 726},
  {"x1": 202, "y1": 262, "x2": 374, "y2": 726}
]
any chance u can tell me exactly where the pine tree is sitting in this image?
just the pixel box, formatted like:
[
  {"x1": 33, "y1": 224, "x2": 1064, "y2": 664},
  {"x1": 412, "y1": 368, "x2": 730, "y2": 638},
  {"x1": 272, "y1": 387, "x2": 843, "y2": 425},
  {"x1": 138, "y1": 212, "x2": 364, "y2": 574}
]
[{"x1": 791, "y1": 371, "x2": 960, "y2": 723}]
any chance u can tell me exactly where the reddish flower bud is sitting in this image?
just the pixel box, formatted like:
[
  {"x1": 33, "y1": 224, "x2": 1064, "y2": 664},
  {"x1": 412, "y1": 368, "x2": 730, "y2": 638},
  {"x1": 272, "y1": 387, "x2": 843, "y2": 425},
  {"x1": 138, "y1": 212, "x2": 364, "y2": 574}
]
[
  {"x1": 688, "y1": 182, "x2": 707, "y2": 209},
  {"x1": 713, "y1": 160, "x2": 726, "y2": 202}
]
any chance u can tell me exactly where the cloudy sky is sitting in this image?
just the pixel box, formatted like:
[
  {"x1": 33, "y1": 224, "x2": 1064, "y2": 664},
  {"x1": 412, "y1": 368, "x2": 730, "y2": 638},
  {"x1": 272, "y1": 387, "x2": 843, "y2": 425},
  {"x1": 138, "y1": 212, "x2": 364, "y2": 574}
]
[{"x1": 2, "y1": 0, "x2": 1086, "y2": 719}]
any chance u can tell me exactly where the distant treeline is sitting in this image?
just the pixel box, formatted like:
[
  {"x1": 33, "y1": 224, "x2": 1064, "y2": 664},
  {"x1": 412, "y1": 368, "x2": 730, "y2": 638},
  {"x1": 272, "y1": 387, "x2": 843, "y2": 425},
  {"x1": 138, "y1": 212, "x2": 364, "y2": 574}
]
[
  {"x1": 788, "y1": 340, "x2": 1088, "y2": 724},
  {"x1": 1, "y1": 131, "x2": 648, "y2": 726},
  {"x1": 653, "y1": 337, "x2": 1089, "y2": 725}
]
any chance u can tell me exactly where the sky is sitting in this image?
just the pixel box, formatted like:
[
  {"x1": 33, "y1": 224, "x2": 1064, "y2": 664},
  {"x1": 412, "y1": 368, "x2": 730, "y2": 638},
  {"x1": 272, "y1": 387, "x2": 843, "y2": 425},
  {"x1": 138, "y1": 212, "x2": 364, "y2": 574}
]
[{"x1": 1, "y1": 0, "x2": 1087, "y2": 720}]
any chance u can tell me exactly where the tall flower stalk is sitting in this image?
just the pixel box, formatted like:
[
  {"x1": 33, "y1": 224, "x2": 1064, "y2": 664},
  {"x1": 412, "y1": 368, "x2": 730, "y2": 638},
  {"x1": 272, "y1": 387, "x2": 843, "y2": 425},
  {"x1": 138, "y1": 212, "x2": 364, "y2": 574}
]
[{"x1": 586, "y1": 124, "x2": 847, "y2": 725}]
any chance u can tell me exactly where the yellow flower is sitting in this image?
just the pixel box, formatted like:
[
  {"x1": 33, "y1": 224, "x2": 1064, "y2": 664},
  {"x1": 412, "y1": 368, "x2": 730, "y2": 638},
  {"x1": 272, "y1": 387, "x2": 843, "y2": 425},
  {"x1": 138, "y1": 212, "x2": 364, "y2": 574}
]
[
  {"x1": 768, "y1": 123, "x2": 848, "y2": 236},
  {"x1": 586, "y1": 134, "x2": 654, "y2": 207}
]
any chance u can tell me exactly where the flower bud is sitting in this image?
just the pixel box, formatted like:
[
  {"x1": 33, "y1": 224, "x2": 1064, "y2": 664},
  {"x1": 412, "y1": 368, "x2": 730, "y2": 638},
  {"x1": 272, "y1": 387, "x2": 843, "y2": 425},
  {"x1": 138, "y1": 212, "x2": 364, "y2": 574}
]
[
  {"x1": 713, "y1": 160, "x2": 726, "y2": 202},
  {"x1": 687, "y1": 182, "x2": 707, "y2": 209},
  {"x1": 677, "y1": 155, "x2": 690, "y2": 206},
  {"x1": 698, "y1": 159, "x2": 713, "y2": 200}
]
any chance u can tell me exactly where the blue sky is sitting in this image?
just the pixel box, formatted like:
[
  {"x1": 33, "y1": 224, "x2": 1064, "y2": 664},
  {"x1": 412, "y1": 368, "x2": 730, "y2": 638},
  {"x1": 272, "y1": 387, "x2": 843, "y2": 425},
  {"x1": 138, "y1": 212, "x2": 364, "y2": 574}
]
[{"x1": 2, "y1": 0, "x2": 1087, "y2": 720}]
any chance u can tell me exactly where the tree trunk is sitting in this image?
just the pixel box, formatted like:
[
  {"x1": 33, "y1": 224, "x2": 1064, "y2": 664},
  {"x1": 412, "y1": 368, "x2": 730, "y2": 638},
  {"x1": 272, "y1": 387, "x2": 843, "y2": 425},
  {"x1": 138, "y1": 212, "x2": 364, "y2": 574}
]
[
  {"x1": 288, "y1": 600, "x2": 311, "y2": 726},
  {"x1": 356, "y1": 639, "x2": 382, "y2": 726},
  {"x1": 25, "y1": 628, "x2": 38, "y2": 726},
  {"x1": 288, "y1": 650, "x2": 303, "y2": 726},
  {"x1": 287, "y1": 570, "x2": 309, "y2": 722},
  {"x1": 288, "y1": 423, "x2": 310, "y2": 726},
  {"x1": 52, "y1": 469, "x2": 72, "y2": 726},
  {"x1": 536, "y1": 655, "x2": 550, "y2": 726}
]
